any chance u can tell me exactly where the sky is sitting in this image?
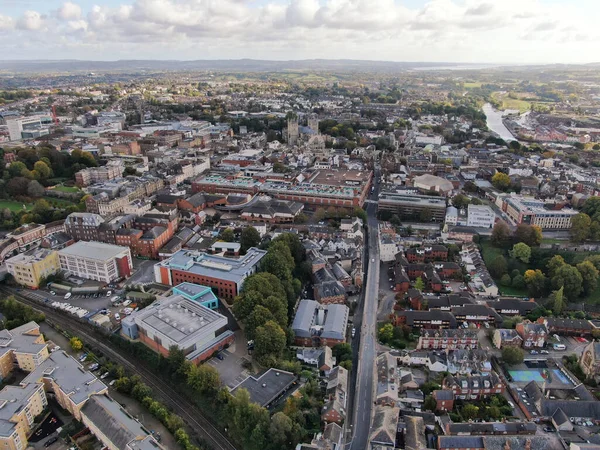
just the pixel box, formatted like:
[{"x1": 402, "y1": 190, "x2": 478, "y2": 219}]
[{"x1": 0, "y1": 0, "x2": 598, "y2": 64}]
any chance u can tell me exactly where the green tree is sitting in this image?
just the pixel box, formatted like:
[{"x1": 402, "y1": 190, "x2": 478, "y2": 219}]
[
  {"x1": 515, "y1": 224, "x2": 542, "y2": 247},
  {"x1": 240, "y1": 226, "x2": 261, "y2": 253},
  {"x1": 462, "y1": 404, "x2": 480, "y2": 420},
  {"x1": 379, "y1": 323, "x2": 394, "y2": 343},
  {"x1": 577, "y1": 260, "x2": 599, "y2": 296},
  {"x1": 491, "y1": 172, "x2": 511, "y2": 191},
  {"x1": 187, "y1": 364, "x2": 221, "y2": 394},
  {"x1": 551, "y1": 264, "x2": 583, "y2": 301},
  {"x1": 245, "y1": 305, "x2": 276, "y2": 340},
  {"x1": 547, "y1": 255, "x2": 566, "y2": 278},
  {"x1": 8, "y1": 161, "x2": 27, "y2": 178},
  {"x1": 491, "y1": 221, "x2": 511, "y2": 248},
  {"x1": 414, "y1": 277, "x2": 425, "y2": 291},
  {"x1": 254, "y1": 320, "x2": 286, "y2": 363},
  {"x1": 500, "y1": 274, "x2": 512, "y2": 286},
  {"x1": 571, "y1": 213, "x2": 592, "y2": 242},
  {"x1": 33, "y1": 160, "x2": 52, "y2": 180},
  {"x1": 70, "y1": 337, "x2": 83, "y2": 352},
  {"x1": 332, "y1": 343, "x2": 353, "y2": 364},
  {"x1": 502, "y1": 346, "x2": 524, "y2": 366},
  {"x1": 512, "y1": 275, "x2": 525, "y2": 289},
  {"x1": 489, "y1": 255, "x2": 508, "y2": 279},
  {"x1": 550, "y1": 286, "x2": 566, "y2": 315},
  {"x1": 451, "y1": 194, "x2": 470, "y2": 210},
  {"x1": 510, "y1": 242, "x2": 531, "y2": 263},
  {"x1": 220, "y1": 228, "x2": 235, "y2": 242},
  {"x1": 423, "y1": 395, "x2": 437, "y2": 412}
]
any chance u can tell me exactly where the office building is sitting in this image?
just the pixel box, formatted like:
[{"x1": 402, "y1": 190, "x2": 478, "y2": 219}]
[
  {"x1": 5, "y1": 249, "x2": 60, "y2": 289},
  {"x1": 504, "y1": 196, "x2": 577, "y2": 230},
  {"x1": 120, "y1": 295, "x2": 233, "y2": 364},
  {"x1": 172, "y1": 283, "x2": 219, "y2": 309},
  {"x1": 154, "y1": 247, "x2": 266, "y2": 300},
  {"x1": 467, "y1": 204, "x2": 496, "y2": 229},
  {"x1": 58, "y1": 241, "x2": 132, "y2": 283},
  {"x1": 378, "y1": 191, "x2": 447, "y2": 222}
]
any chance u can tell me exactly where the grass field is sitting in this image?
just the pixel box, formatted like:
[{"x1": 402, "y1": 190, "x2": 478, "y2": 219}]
[
  {"x1": 491, "y1": 92, "x2": 531, "y2": 113},
  {"x1": 44, "y1": 197, "x2": 76, "y2": 207},
  {"x1": 0, "y1": 201, "x2": 32, "y2": 212},
  {"x1": 464, "y1": 82, "x2": 483, "y2": 88},
  {"x1": 480, "y1": 240, "x2": 503, "y2": 264}
]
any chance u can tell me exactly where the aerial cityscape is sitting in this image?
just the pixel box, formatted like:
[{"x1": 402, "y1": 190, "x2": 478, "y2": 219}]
[{"x1": 1, "y1": 1, "x2": 600, "y2": 450}]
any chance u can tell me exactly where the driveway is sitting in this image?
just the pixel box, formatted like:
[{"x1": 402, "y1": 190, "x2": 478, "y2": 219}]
[{"x1": 125, "y1": 259, "x2": 158, "y2": 287}]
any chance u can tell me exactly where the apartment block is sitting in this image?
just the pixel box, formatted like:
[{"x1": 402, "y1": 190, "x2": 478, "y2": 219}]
[
  {"x1": 58, "y1": 241, "x2": 132, "y2": 283},
  {"x1": 0, "y1": 322, "x2": 49, "y2": 381},
  {"x1": 0, "y1": 383, "x2": 47, "y2": 450},
  {"x1": 5, "y1": 249, "x2": 60, "y2": 289}
]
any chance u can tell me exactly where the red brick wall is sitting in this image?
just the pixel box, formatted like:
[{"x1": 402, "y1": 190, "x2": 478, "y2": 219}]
[{"x1": 170, "y1": 270, "x2": 238, "y2": 299}]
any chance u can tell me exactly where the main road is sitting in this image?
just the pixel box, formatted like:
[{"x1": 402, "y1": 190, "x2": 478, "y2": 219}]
[{"x1": 348, "y1": 167, "x2": 381, "y2": 449}]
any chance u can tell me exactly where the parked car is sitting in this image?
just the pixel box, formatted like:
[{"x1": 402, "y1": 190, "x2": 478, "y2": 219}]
[
  {"x1": 100, "y1": 372, "x2": 110, "y2": 379},
  {"x1": 540, "y1": 350, "x2": 549, "y2": 354},
  {"x1": 109, "y1": 379, "x2": 117, "y2": 386},
  {"x1": 64, "y1": 292, "x2": 72, "y2": 299},
  {"x1": 88, "y1": 363, "x2": 99, "y2": 371},
  {"x1": 106, "y1": 291, "x2": 112, "y2": 297},
  {"x1": 50, "y1": 291, "x2": 56, "y2": 296},
  {"x1": 79, "y1": 353, "x2": 88, "y2": 362},
  {"x1": 122, "y1": 300, "x2": 132, "y2": 307},
  {"x1": 44, "y1": 437, "x2": 58, "y2": 447},
  {"x1": 215, "y1": 353, "x2": 224, "y2": 361},
  {"x1": 114, "y1": 313, "x2": 121, "y2": 321},
  {"x1": 50, "y1": 346, "x2": 60, "y2": 353},
  {"x1": 530, "y1": 350, "x2": 539, "y2": 355}
]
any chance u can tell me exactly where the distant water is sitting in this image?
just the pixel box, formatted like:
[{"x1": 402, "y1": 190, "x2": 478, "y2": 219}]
[{"x1": 482, "y1": 103, "x2": 516, "y2": 142}]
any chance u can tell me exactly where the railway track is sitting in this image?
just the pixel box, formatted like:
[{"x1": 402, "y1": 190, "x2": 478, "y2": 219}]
[{"x1": 2, "y1": 288, "x2": 239, "y2": 450}]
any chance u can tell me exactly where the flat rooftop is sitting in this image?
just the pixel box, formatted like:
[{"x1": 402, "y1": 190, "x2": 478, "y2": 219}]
[
  {"x1": 58, "y1": 241, "x2": 129, "y2": 261},
  {"x1": 232, "y1": 368, "x2": 296, "y2": 407},
  {"x1": 133, "y1": 295, "x2": 226, "y2": 345},
  {"x1": 159, "y1": 247, "x2": 266, "y2": 284},
  {"x1": 0, "y1": 383, "x2": 43, "y2": 437},
  {"x1": 379, "y1": 191, "x2": 447, "y2": 207},
  {"x1": 5, "y1": 248, "x2": 55, "y2": 265},
  {"x1": 309, "y1": 169, "x2": 371, "y2": 187}
]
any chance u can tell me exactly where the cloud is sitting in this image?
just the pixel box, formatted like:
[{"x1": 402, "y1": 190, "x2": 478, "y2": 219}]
[
  {"x1": 0, "y1": 0, "x2": 597, "y2": 64},
  {"x1": 57, "y1": 2, "x2": 82, "y2": 21},
  {"x1": 17, "y1": 11, "x2": 43, "y2": 31}
]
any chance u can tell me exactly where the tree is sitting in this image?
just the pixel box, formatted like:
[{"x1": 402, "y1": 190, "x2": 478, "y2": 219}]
[
  {"x1": 379, "y1": 323, "x2": 394, "y2": 344},
  {"x1": 423, "y1": 395, "x2": 437, "y2": 412},
  {"x1": 220, "y1": 228, "x2": 235, "y2": 242},
  {"x1": 187, "y1": 364, "x2": 221, "y2": 394},
  {"x1": 254, "y1": 320, "x2": 286, "y2": 362},
  {"x1": 577, "y1": 260, "x2": 599, "y2": 296},
  {"x1": 240, "y1": 226, "x2": 261, "y2": 253},
  {"x1": 414, "y1": 277, "x2": 425, "y2": 291},
  {"x1": 491, "y1": 221, "x2": 511, "y2": 248},
  {"x1": 550, "y1": 286, "x2": 566, "y2": 315},
  {"x1": 500, "y1": 274, "x2": 512, "y2": 286},
  {"x1": 524, "y1": 269, "x2": 546, "y2": 297},
  {"x1": 27, "y1": 180, "x2": 45, "y2": 198},
  {"x1": 8, "y1": 161, "x2": 27, "y2": 178},
  {"x1": 269, "y1": 412, "x2": 294, "y2": 448},
  {"x1": 245, "y1": 305, "x2": 276, "y2": 340},
  {"x1": 489, "y1": 255, "x2": 508, "y2": 279},
  {"x1": 451, "y1": 194, "x2": 470, "y2": 210},
  {"x1": 353, "y1": 207, "x2": 367, "y2": 222},
  {"x1": 571, "y1": 213, "x2": 592, "y2": 242},
  {"x1": 419, "y1": 208, "x2": 432, "y2": 222},
  {"x1": 70, "y1": 337, "x2": 83, "y2": 352},
  {"x1": 491, "y1": 172, "x2": 511, "y2": 191},
  {"x1": 510, "y1": 242, "x2": 531, "y2": 263},
  {"x1": 547, "y1": 255, "x2": 566, "y2": 278},
  {"x1": 551, "y1": 264, "x2": 583, "y2": 301},
  {"x1": 333, "y1": 343, "x2": 353, "y2": 364},
  {"x1": 33, "y1": 160, "x2": 52, "y2": 180},
  {"x1": 512, "y1": 275, "x2": 525, "y2": 289},
  {"x1": 502, "y1": 346, "x2": 524, "y2": 366},
  {"x1": 462, "y1": 404, "x2": 480, "y2": 420},
  {"x1": 6, "y1": 177, "x2": 30, "y2": 197},
  {"x1": 515, "y1": 224, "x2": 542, "y2": 247}
]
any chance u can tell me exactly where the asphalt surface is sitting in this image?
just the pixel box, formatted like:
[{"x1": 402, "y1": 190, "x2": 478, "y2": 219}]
[{"x1": 348, "y1": 168, "x2": 380, "y2": 450}]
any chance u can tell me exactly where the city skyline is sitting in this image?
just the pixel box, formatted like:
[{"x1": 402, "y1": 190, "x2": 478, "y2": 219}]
[{"x1": 0, "y1": 0, "x2": 598, "y2": 64}]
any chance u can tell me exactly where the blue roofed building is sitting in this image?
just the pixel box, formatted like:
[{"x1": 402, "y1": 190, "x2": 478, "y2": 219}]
[{"x1": 173, "y1": 282, "x2": 219, "y2": 310}]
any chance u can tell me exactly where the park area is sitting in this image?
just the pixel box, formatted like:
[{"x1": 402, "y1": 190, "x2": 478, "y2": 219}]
[{"x1": 0, "y1": 200, "x2": 32, "y2": 212}]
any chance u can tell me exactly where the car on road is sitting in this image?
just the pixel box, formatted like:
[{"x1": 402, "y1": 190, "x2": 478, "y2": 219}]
[
  {"x1": 371, "y1": 259, "x2": 375, "y2": 263},
  {"x1": 540, "y1": 350, "x2": 549, "y2": 354},
  {"x1": 64, "y1": 292, "x2": 72, "y2": 299},
  {"x1": 50, "y1": 291, "x2": 56, "y2": 296},
  {"x1": 530, "y1": 350, "x2": 539, "y2": 355},
  {"x1": 44, "y1": 437, "x2": 58, "y2": 447},
  {"x1": 351, "y1": 327, "x2": 356, "y2": 338},
  {"x1": 576, "y1": 337, "x2": 588, "y2": 343},
  {"x1": 553, "y1": 343, "x2": 566, "y2": 351}
]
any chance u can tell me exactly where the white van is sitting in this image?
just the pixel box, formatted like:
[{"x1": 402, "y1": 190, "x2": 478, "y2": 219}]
[{"x1": 553, "y1": 343, "x2": 566, "y2": 351}]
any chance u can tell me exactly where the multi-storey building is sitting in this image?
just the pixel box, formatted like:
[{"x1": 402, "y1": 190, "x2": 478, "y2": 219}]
[
  {"x1": 515, "y1": 321, "x2": 548, "y2": 348},
  {"x1": 503, "y1": 196, "x2": 577, "y2": 230},
  {"x1": 64, "y1": 212, "x2": 105, "y2": 242},
  {"x1": 292, "y1": 300, "x2": 349, "y2": 347},
  {"x1": 0, "y1": 322, "x2": 49, "y2": 381},
  {"x1": 5, "y1": 249, "x2": 60, "y2": 289},
  {"x1": 417, "y1": 329, "x2": 478, "y2": 350},
  {"x1": 467, "y1": 204, "x2": 496, "y2": 229},
  {"x1": 406, "y1": 245, "x2": 448, "y2": 263},
  {"x1": 120, "y1": 295, "x2": 234, "y2": 364},
  {"x1": 0, "y1": 383, "x2": 47, "y2": 450},
  {"x1": 442, "y1": 372, "x2": 504, "y2": 400},
  {"x1": 378, "y1": 191, "x2": 447, "y2": 222},
  {"x1": 154, "y1": 247, "x2": 266, "y2": 300},
  {"x1": 75, "y1": 160, "x2": 125, "y2": 187},
  {"x1": 58, "y1": 241, "x2": 132, "y2": 283}
]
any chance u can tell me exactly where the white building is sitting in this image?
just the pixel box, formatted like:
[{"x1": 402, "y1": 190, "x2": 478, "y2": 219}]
[
  {"x1": 58, "y1": 241, "x2": 133, "y2": 283},
  {"x1": 379, "y1": 234, "x2": 399, "y2": 262},
  {"x1": 467, "y1": 204, "x2": 496, "y2": 229},
  {"x1": 445, "y1": 206, "x2": 458, "y2": 225}
]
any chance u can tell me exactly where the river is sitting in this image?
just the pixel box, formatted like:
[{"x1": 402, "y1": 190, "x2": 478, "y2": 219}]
[{"x1": 482, "y1": 103, "x2": 516, "y2": 142}]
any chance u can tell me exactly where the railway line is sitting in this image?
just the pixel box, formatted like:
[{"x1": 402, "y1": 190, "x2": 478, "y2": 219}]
[{"x1": 1, "y1": 287, "x2": 239, "y2": 450}]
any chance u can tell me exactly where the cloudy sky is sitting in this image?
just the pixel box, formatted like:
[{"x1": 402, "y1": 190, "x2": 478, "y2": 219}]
[{"x1": 0, "y1": 0, "x2": 598, "y2": 63}]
